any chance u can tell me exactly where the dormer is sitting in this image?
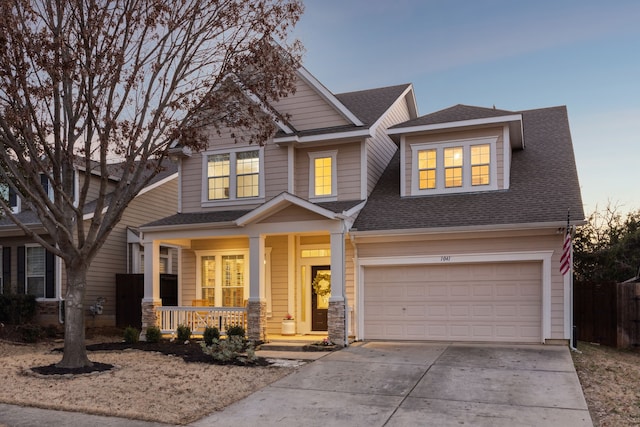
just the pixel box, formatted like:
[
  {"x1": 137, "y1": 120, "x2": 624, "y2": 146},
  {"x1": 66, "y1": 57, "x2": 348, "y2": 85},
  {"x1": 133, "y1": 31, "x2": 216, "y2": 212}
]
[{"x1": 388, "y1": 105, "x2": 524, "y2": 197}]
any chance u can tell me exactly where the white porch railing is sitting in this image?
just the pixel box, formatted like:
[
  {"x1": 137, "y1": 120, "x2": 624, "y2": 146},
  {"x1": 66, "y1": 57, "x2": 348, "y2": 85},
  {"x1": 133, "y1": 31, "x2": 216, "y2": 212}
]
[{"x1": 157, "y1": 306, "x2": 247, "y2": 336}]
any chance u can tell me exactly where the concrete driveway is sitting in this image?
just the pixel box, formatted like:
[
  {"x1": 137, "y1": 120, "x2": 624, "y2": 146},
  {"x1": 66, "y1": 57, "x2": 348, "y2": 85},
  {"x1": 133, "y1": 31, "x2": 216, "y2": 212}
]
[{"x1": 194, "y1": 342, "x2": 592, "y2": 427}]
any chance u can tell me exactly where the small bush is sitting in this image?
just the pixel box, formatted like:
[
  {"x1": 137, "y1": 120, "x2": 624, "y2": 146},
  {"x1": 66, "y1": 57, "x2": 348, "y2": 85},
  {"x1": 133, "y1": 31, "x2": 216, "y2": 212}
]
[
  {"x1": 200, "y1": 335, "x2": 256, "y2": 362},
  {"x1": 16, "y1": 324, "x2": 43, "y2": 343},
  {"x1": 0, "y1": 294, "x2": 37, "y2": 324},
  {"x1": 145, "y1": 325, "x2": 161, "y2": 343},
  {"x1": 203, "y1": 326, "x2": 220, "y2": 346},
  {"x1": 225, "y1": 324, "x2": 245, "y2": 338},
  {"x1": 176, "y1": 324, "x2": 191, "y2": 341},
  {"x1": 123, "y1": 326, "x2": 139, "y2": 343}
]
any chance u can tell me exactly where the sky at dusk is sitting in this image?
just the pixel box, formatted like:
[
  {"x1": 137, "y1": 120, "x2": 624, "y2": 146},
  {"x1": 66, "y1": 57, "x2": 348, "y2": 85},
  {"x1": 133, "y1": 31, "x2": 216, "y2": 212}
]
[{"x1": 292, "y1": 0, "x2": 640, "y2": 216}]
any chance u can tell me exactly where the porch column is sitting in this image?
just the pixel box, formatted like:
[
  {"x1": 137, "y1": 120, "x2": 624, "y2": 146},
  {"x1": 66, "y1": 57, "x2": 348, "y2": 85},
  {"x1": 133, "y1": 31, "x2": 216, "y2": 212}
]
[
  {"x1": 247, "y1": 235, "x2": 267, "y2": 341},
  {"x1": 141, "y1": 239, "x2": 161, "y2": 340},
  {"x1": 329, "y1": 231, "x2": 347, "y2": 347}
]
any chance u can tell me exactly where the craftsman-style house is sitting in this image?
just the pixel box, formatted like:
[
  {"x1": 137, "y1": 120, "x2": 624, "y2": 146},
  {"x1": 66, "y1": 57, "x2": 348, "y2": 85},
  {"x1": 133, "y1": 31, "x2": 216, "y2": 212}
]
[{"x1": 140, "y1": 66, "x2": 584, "y2": 346}]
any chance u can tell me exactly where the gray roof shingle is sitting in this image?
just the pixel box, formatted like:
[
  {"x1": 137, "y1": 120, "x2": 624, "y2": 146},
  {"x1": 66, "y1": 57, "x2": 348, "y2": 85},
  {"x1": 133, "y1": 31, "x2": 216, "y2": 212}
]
[
  {"x1": 390, "y1": 104, "x2": 517, "y2": 129},
  {"x1": 353, "y1": 106, "x2": 584, "y2": 232}
]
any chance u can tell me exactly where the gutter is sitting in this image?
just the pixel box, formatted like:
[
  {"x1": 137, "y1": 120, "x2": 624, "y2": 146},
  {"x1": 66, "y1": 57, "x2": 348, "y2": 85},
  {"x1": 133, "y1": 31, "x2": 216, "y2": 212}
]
[{"x1": 350, "y1": 220, "x2": 587, "y2": 239}]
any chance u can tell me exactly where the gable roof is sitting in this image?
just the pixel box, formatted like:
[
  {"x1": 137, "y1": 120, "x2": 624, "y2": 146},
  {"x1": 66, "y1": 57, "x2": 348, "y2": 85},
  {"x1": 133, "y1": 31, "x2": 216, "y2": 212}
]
[
  {"x1": 273, "y1": 83, "x2": 415, "y2": 143},
  {"x1": 352, "y1": 106, "x2": 584, "y2": 233},
  {"x1": 335, "y1": 84, "x2": 414, "y2": 126},
  {"x1": 388, "y1": 104, "x2": 524, "y2": 148},
  {"x1": 141, "y1": 195, "x2": 365, "y2": 231},
  {"x1": 392, "y1": 104, "x2": 515, "y2": 127}
]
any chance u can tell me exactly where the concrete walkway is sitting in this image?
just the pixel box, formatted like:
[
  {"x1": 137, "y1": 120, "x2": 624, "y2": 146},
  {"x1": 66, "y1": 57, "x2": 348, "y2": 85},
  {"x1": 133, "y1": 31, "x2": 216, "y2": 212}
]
[{"x1": 0, "y1": 342, "x2": 592, "y2": 427}]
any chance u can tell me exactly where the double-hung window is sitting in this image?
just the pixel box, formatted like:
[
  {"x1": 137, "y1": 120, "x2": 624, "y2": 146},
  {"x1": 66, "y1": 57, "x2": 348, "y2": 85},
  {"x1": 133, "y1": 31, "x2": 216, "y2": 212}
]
[
  {"x1": 26, "y1": 246, "x2": 46, "y2": 298},
  {"x1": 411, "y1": 137, "x2": 497, "y2": 195},
  {"x1": 204, "y1": 148, "x2": 263, "y2": 204},
  {"x1": 197, "y1": 251, "x2": 248, "y2": 307},
  {"x1": 309, "y1": 150, "x2": 337, "y2": 200}
]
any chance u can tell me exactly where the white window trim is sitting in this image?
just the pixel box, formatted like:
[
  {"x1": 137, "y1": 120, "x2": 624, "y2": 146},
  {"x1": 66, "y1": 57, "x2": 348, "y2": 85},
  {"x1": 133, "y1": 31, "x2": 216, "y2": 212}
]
[
  {"x1": 201, "y1": 146, "x2": 265, "y2": 207},
  {"x1": 194, "y1": 249, "x2": 250, "y2": 308},
  {"x1": 24, "y1": 244, "x2": 53, "y2": 300},
  {"x1": 410, "y1": 136, "x2": 498, "y2": 195},
  {"x1": 308, "y1": 150, "x2": 338, "y2": 201}
]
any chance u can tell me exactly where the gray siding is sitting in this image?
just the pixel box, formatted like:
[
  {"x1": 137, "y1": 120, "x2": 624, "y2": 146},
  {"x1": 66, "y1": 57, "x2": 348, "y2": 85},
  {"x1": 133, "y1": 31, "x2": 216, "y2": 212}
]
[{"x1": 366, "y1": 100, "x2": 409, "y2": 195}]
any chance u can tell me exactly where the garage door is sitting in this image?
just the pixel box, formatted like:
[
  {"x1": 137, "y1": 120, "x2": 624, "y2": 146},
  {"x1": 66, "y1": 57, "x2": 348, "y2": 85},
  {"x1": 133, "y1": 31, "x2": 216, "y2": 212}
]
[{"x1": 363, "y1": 262, "x2": 542, "y2": 342}]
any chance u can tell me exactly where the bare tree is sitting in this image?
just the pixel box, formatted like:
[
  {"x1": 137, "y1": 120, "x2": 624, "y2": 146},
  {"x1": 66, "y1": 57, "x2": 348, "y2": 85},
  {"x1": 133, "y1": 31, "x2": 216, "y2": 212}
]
[{"x1": 0, "y1": 0, "x2": 302, "y2": 368}]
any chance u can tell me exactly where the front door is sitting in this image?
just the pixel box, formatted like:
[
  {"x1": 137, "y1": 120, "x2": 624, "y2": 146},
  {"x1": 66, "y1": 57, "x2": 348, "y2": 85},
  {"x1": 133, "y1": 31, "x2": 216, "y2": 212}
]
[{"x1": 311, "y1": 265, "x2": 330, "y2": 331}]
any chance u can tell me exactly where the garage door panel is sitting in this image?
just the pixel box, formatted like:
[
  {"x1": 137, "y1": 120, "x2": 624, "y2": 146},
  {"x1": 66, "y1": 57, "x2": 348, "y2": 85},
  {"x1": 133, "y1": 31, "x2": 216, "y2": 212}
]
[{"x1": 364, "y1": 262, "x2": 542, "y2": 343}]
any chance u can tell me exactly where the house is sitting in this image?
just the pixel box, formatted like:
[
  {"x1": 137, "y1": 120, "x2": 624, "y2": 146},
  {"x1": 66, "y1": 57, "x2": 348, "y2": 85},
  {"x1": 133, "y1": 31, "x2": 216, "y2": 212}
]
[
  {"x1": 0, "y1": 162, "x2": 178, "y2": 327},
  {"x1": 140, "y1": 67, "x2": 584, "y2": 346}
]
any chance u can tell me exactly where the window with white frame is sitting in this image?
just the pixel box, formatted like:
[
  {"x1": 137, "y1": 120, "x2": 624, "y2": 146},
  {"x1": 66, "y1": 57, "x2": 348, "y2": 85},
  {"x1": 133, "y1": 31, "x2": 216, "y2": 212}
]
[
  {"x1": 411, "y1": 137, "x2": 497, "y2": 195},
  {"x1": 196, "y1": 251, "x2": 248, "y2": 307},
  {"x1": 0, "y1": 184, "x2": 20, "y2": 213},
  {"x1": 26, "y1": 246, "x2": 46, "y2": 298},
  {"x1": 308, "y1": 150, "x2": 337, "y2": 200},
  {"x1": 204, "y1": 148, "x2": 263, "y2": 203}
]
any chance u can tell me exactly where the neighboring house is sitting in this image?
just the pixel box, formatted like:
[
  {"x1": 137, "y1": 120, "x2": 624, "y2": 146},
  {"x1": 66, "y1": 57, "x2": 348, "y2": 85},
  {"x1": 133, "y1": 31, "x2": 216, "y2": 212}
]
[
  {"x1": 0, "y1": 162, "x2": 178, "y2": 327},
  {"x1": 140, "y1": 66, "x2": 584, "y2": 346}
]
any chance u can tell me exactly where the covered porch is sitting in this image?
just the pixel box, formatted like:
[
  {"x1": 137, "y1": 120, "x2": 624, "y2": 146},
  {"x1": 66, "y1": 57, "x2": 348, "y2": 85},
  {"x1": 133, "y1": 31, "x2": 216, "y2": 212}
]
[{"x1": 140, "y1": 194, "x2": 362, "y2": 345}]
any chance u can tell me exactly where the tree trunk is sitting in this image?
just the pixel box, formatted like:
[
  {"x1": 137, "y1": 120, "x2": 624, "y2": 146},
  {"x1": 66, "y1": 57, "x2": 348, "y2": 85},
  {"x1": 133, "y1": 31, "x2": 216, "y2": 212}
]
[{"x1": 56, "y1": 265, "x2": 93, "y2": 368}]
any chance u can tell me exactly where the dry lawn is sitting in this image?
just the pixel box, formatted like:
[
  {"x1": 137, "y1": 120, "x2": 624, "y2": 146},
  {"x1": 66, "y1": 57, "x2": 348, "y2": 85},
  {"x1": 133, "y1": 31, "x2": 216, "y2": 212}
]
[
  {"x1": 0, "y1": 337, "x2": 295, "y2": 425},
  {"x1": 572, "y1": 341, "x2": 640, "y2": 427}
]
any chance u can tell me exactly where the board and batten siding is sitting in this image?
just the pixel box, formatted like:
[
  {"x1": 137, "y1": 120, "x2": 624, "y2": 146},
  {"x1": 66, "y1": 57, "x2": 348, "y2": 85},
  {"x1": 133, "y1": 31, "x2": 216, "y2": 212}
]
[
  {"x1": 270, "y1": 77, "x2": 351, "y2": 131},
  {"x1": 356, "y1": 231, "x2": 567, "y2": 340},
  {"x1": 82, "y1": 176, "x2": 178, "y2": 323},
  {"x1": 366, "y1": 97, "x2": 411, "y2": 195}
]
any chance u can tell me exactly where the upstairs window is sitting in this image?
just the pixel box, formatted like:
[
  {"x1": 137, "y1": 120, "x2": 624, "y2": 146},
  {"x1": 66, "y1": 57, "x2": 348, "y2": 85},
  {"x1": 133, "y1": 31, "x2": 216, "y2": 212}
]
[
  {"x1": 411, "y1": 138, "x2": 497, "y2": 195},
  {"x1": 471, "y1": 144, "x2": 491, "y2": 186},
  {"x1": 309, "y1": 150, "x2": 337, "y2": 200},
  {"x1": 203, "y1": 148, "x2": 263, "y2": 204},
  {"x1": 417, "y1": 149, "x2": 437, "y2": 190},
  {"x1": 444, "y1": 147, "x2": 463, "y2": 188}
]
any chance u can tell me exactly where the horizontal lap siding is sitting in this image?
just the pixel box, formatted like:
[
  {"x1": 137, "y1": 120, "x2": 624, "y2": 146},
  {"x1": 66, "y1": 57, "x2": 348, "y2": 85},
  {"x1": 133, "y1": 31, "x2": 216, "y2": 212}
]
[
  {"x1": 367, "y1": 100, "x2": 409, "y2": 195},
  {"x1": 271, "y1": 78, "x2": 350, "y2": 131},
  {"x1": 357, "y1": 232, "x2": 566, "y2": 339},
  {"x1": 86, "y1": 178, "x2": 178, "y2": 321},
  {"x1": 180, "y1": 249, "x2": 196, "y2": 305},
  {"x1": 295, "y1": 144, "x2": 362, "y2": 201},
  {"x1": 264, "y1": 145, "x2": 289, "y2": 200},
  {"x1": 266, "y1": 236, "x2": 289, "y2": 334}
]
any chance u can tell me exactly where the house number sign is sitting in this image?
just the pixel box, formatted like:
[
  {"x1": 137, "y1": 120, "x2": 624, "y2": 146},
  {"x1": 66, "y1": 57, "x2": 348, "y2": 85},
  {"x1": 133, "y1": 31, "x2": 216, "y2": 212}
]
[{"x1": 440, "y1": 256, "x2": 451, "y2": 262}]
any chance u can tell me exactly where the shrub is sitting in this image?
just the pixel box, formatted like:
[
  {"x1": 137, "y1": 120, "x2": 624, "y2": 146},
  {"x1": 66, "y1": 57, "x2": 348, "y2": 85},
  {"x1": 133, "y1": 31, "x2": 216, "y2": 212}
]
[
  {"x1": 203, "y1": 326, "x2": 220, "y2": 346},
  {"x1": 200, "y1": 335, "x2": 257, "y2": 362},
  {"x1": 145, "y1": 325, "x2": 161, "y2": 343},
  {"x1": 16, "y1": 324, "x2": 43, "y2": 343},
  {"x1": 176, "y1": 324, "x2": 191, "y2": 341},
  {"x1": 225, "y1": 324, "x2": 245, "y2": 338},
  {"x1": 0, "y1": 294, "x2": 37, "y2": 324},
  {"x1": 123, "y1": 326, "x2": 139, "y2": 343}
]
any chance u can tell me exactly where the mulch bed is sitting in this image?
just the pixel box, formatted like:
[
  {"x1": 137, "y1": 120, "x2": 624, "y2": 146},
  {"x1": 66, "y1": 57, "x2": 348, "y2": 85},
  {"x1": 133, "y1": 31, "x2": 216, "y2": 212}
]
[{"x1": 32, "y1": 340, "x2": 270, "y2": 376}]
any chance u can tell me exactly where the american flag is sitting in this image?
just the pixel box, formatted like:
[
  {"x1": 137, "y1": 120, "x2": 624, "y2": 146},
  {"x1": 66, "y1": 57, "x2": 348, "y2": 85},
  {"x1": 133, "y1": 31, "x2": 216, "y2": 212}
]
[{"x1": 560, "y1": 226, "x2": 572, "y2": 276}]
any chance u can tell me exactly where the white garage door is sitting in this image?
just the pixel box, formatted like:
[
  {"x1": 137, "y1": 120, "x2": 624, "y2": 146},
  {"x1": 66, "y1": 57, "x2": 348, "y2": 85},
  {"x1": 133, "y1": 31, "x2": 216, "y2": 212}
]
[{"x1": 363, "y1": 262, "x2": 542, "y2": 342}]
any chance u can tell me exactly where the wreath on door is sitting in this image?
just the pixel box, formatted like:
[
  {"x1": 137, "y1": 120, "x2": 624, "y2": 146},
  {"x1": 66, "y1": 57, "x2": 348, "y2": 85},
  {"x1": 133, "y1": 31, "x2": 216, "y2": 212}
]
[{"x1": 311, "y1": 273, "x2": 331, "y2": 297}]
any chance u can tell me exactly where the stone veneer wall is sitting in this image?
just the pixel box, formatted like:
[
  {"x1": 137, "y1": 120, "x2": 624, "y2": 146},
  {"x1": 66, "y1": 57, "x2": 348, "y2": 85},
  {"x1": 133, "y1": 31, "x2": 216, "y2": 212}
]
[
  {"x1": 140, "y1": 300, "x2": 161, "y2": 339},
  {"x1": 246, "y1": 300, "x2": 267, "y2": 341},
  {"x1": 328, "y1": 300, "x2": 346, "y2": 347}
]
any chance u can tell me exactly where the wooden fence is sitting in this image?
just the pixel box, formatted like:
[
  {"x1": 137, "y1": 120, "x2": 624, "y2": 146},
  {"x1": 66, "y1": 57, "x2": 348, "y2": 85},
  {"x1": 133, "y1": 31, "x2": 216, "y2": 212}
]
[{"x1": 574, "y1": 280, "x2": 640, "y2": 348}]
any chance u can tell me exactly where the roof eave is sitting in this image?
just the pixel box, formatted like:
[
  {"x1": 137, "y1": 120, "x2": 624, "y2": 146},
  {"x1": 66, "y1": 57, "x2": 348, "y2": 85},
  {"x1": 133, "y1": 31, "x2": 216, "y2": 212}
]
[
  {"x1": 351, "y1": 219, "x2": 587, "y2": 239},
  {"x1": 274, "y1": 128, "x2": 372, "y2": 145}
]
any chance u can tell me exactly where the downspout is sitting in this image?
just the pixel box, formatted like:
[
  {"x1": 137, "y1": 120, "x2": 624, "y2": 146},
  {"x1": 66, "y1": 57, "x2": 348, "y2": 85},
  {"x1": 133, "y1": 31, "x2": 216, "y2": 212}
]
[
  {"x1": 57, "y1": 252, "x2": 64, "y2": 324},
  {"x1": 349, "y1": 232, "x2": 358, "y2": 342}
]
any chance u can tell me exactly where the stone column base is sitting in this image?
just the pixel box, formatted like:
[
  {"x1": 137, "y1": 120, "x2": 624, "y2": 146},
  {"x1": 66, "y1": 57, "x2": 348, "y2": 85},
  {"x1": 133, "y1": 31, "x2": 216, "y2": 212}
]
[
  {"x1": 328, "y1": 299, "x2": 346, "y2": 347},
  {"x1": 246, "y1": 300, "x2": 267, "y2": 341},
  {"x1": 140, "y1": 300, "x2": 161, "y2": 341}
]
